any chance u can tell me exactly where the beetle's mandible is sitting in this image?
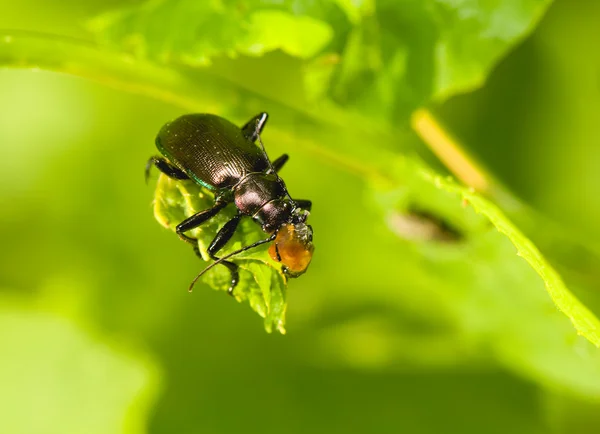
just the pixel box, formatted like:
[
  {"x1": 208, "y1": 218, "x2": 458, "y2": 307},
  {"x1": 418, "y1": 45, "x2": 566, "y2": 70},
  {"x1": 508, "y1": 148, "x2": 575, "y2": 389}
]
[{"x1": 146, "y1": 112, "x2": 314, "y2": 293}]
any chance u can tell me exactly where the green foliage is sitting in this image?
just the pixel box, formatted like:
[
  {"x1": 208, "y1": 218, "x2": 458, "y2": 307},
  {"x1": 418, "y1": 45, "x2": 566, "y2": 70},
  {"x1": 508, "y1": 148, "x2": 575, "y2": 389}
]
[
  {"x1": 90, "y1": 1, "x2": 334, "y2": 65},
  {"x1": 91, "y1": 0, "x2": 552, "y2": 119},
  {"x1": 5, "y1": 0, "x2": 600, "y2": 432},
  {"x1": 369, "y1": 157, "x2": 600, "y2": 395},
  {"x1": 152, "y1": 174, "x2": 287, "y2": 334},
  {"x1": 0, "y1": 303, "x2": 159, "y2": 434},
  {"x1": 86, "y1": 0, "x2": 582, "y2": 341}
]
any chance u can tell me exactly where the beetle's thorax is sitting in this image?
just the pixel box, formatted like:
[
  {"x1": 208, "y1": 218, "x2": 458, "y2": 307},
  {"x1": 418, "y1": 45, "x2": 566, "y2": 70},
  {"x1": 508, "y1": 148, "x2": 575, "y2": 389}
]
[{"x1": 233, "y1": 172, "x2": 293, "y2": 232}]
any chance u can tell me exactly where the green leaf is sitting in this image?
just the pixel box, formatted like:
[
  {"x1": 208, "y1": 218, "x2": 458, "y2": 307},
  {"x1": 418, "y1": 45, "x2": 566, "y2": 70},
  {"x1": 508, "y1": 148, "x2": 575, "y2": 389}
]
[
  {"x1": 428, "y1": 0, "x2": 552, "y2": 100},
  {"x1": 382, "y1": 157, "x2": 600, "y2": 345},
  {"x1": 323, "y1": 0, "x2": 553, "y2": 117},
  {"x1": 152, "y1": 174, "x2": 287, "y2": 334},
  {"x1": 0, "y1": 303, "x2": 159, "y2": 434},
  {"x1": 242, "y1": 10, "x2": 333, "y2": 59},
  {"x1": 89, "y1": 1, "x2": 333, "y2": 66},
  {"x1": 366, "y1": 156, "x2": 600, "y2": 394},
  {"x1": 91, "y1": 0, "x2": 553, "y2": 119}
]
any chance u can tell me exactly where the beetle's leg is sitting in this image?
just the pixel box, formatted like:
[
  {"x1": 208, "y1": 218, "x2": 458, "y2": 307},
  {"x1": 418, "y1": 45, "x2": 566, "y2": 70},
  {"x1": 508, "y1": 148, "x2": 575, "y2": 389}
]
[
  {"x1": 270, "y1": 154, "x2": 289, "y2": 173},
  {"x1": 207, "y1": 215, "x2": 242, "y2": 294},
  {"x1": 241, "y1": 112, "x2": 268, "y2": 142},
  {"x1": 176, "y1": 200, "x2": 228, "y2": 244},
  {"x1": 191, "y1": 244, "x2": 203, "y2": 260},
  {"x1": 208, "y1": 215, "x2": 241, "y2": 255},
  {"x1": 146, "y1": 156, "x2": 188, "y2": 183},
  {"x1": 294, "y1": 199, "x2": 312, "y2": 211}
]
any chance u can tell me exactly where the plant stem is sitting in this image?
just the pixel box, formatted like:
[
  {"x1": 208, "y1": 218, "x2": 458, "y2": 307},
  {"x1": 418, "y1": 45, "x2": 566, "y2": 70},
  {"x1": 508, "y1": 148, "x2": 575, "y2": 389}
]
[{"x1": 411, "y1": 109, "x2": 490, "y2": 193}]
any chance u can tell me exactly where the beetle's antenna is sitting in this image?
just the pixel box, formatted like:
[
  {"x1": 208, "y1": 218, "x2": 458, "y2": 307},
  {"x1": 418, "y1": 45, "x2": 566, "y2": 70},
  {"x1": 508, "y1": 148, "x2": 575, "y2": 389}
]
[
  {"x1": 255, "y1": 120, "x2": 276, "y2": 175},
  {"x1": 188, "y1": 233, "x2": 277, "y2": 292},
  {"x1": 255, "y1": 119, "x2": 295, "y2": 203}
]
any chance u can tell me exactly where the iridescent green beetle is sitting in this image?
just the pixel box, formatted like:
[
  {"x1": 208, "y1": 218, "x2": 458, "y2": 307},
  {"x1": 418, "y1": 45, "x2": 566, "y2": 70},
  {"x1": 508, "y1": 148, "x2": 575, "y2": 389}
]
[{"x1": 146, "y1": 112, "x2": 314, "y2": 294}]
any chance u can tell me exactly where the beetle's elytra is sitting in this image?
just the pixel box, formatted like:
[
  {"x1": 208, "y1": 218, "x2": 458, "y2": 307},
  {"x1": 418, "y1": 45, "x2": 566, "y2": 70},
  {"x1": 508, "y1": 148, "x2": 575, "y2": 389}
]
[{"x1": 146, "y1": 112, "x2": 314, "y2": 293}]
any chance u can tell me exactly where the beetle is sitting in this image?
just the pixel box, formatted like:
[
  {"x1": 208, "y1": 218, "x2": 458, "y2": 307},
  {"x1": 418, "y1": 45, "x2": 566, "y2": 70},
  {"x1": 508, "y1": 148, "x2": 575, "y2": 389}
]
[{"x1": 146, "y1": 112, "x2": 314, "y2": 293}]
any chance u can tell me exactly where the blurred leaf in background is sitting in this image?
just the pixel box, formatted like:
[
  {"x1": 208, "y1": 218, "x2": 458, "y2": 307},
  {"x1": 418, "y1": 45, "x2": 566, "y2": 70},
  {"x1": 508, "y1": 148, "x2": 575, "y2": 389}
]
[
  {"x1": 1, "y1": 0, "x2": 600, "y2": 433},
  {"x1": 0, "y1": 302, "x2": 159, "y2": 434},
  {"x1": 91, "y1": 0, "x2": 552, "y2": 120}
]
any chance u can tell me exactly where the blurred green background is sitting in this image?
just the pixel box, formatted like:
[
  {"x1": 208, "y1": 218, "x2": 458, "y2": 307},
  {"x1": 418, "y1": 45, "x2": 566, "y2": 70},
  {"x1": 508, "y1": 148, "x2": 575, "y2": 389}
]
[{"x1": 1, "y1": 0, "x2": 600, "y2": 433}]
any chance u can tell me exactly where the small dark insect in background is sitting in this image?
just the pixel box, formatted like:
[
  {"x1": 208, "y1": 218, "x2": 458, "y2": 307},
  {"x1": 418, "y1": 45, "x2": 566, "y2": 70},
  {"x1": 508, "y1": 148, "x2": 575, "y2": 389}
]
[{"x1": 388, "y1": 208, "x2": 463, "y2": 243}]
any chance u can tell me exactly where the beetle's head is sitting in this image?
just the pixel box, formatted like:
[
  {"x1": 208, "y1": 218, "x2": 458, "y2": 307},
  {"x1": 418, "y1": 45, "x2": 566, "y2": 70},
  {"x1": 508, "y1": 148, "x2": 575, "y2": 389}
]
[
  {"x1": 268, "y1": 208, "x2": 314, "y2": 277},
  {"x1": 257, "y1": 199, "x2": 293, "y2": 233}
]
